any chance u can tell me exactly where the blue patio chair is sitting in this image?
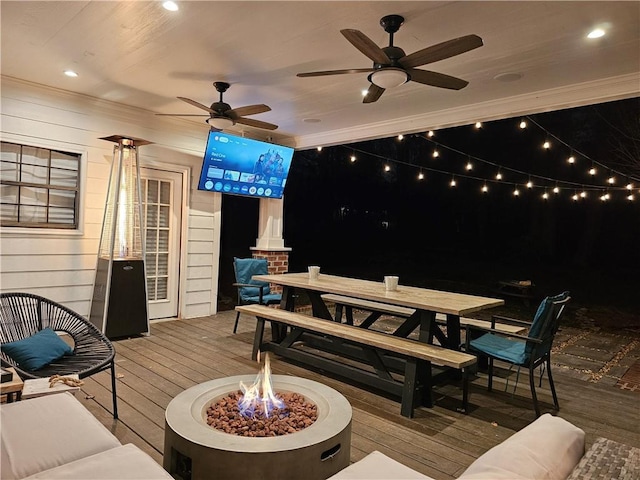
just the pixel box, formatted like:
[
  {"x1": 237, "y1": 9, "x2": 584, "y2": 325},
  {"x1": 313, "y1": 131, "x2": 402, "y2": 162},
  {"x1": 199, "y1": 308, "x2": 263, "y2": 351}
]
[
  {"x1": 465, "y1": 291, "x2": 570, "y2": 417},
  {"x1": 232, "y1": 257, "x2": 282, "y2": 334}
]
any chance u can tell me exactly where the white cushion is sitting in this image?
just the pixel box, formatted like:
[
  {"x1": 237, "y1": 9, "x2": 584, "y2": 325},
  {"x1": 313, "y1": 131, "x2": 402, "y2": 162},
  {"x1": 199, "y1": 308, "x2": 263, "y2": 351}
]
[
  {"x1": 458, "y1": 414, "x2": 585, "y2": 480},
  {"x1": 328, "y1": 451, "x2": 434, "y2": 479},
  {"x1": 22, "y1": 444, "x2": 173, "y2": 479},
  {"x1": 1, "y1": 393, "x2": 121, "y2": 480}
]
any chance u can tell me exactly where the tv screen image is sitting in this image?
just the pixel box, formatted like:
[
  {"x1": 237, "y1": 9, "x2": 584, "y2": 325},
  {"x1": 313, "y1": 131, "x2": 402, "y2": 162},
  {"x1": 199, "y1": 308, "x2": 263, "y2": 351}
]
[{"x1": 197, "y1": 131, "x2": 295, "y2": 199}]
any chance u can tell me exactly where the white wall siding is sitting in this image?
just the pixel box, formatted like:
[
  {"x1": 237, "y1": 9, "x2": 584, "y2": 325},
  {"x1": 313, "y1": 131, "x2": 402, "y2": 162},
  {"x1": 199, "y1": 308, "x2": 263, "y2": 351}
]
[{"x1": 0, "y1": 77, "x2": 222, "y2": 319}]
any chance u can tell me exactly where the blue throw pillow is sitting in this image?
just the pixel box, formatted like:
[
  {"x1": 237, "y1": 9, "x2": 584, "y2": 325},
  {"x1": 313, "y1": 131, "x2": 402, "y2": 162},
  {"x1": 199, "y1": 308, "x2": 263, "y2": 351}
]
[{"x1": 1, "y1": 328, "x2": 74, "y2": 371}]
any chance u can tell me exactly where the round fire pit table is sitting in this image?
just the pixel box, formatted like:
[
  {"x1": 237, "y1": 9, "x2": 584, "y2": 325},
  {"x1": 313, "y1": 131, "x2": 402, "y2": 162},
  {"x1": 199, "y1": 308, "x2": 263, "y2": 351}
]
[{"x1": 164, "y1": 375, "x2": 352, "y2": 480}]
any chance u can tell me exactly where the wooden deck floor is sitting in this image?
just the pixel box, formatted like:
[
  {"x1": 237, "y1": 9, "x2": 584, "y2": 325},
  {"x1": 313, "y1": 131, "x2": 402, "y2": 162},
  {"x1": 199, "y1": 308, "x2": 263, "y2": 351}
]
[{"x1": 76, "y1": 310, "x2": 640, "y2": 479}]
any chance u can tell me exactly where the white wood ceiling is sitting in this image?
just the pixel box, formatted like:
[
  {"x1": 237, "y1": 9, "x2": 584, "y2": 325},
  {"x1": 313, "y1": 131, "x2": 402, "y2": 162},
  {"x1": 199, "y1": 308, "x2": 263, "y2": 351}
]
[{"x1": 1, "y1": 1, "x2": 638, "y2": 149}]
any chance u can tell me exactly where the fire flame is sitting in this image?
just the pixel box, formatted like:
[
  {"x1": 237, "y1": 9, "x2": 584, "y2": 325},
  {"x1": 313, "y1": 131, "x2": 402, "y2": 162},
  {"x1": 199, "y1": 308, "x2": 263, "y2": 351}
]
[{"x1": 238, "y1": 353, "x2": 285, "y2": 418}]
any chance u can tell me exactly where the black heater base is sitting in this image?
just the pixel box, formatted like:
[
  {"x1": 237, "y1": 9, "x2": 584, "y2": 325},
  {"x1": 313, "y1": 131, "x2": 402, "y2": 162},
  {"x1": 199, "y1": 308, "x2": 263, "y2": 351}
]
[{"x1": 90, "y1": 258, "x2": 149, "y2": 339}]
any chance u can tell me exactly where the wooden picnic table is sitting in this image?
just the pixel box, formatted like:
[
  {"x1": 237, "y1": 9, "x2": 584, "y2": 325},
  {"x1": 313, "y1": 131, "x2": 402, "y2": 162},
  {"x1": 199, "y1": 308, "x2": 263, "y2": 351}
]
[{"x1": 252, "y1": 272, "x2": 505, "y2": 351}]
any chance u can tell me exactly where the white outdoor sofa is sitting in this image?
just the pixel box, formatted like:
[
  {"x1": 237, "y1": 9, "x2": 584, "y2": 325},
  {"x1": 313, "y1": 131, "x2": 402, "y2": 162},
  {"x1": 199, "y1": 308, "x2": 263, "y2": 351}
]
[{"x1": 1, "y1": 392, "x2": 172, "y2": 480}]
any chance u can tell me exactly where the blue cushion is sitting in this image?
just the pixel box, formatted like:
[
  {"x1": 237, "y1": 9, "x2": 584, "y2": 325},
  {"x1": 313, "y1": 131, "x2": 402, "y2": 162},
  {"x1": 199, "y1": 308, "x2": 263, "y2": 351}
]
[
  {"x1": 234, "y1": 257, "x2": 272, "y2": 301},
  {"x1": 470, "y1": 333, "x2": 527, "y2": 364},
  {"x1": 1, "y1": 327, "x2": 74, "y2": 371}
]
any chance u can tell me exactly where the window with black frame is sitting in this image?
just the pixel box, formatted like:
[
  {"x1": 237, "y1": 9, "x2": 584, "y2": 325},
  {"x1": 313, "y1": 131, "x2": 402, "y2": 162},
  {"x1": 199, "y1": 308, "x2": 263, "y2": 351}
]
[{"x1": 0, "y1": 141, "x2": 80, "y2": 228}]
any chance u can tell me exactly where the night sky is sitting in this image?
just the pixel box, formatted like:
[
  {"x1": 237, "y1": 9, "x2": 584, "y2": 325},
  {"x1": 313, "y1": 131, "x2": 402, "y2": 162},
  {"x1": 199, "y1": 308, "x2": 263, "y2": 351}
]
[{"x1": 279, "y1": 97, "x2": 640, "y2": 313}]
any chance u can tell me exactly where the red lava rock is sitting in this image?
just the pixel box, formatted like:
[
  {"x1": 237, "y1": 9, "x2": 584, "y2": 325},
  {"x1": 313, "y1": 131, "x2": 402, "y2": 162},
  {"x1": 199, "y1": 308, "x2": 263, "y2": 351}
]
[{"x1": 206, "y1": 390, "x2": 318, "y2": 437}]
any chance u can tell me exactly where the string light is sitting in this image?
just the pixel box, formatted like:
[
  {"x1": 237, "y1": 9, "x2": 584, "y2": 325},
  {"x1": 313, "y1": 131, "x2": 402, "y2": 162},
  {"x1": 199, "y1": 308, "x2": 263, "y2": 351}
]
[
  {"x1": 572, "y1": 192, "x2": 579, "y2": 201},
  {"x1": 432, "y1": 149, "x2": 440, "y2": 158},
  {"x1": 397, "y1": 134, "x2": 404, "y2": 141},
  {"x1": 567, "y1": 154, "x2": 575, "y2": 164},
  {"x1": 526, "y1": 178, "x2": 533, "y2": 189},
  {"x1": 542, "y1": 191, "x2": 549, "y2": 200},
  {"x1": 417, "y1": 170, "x2": 425, "y2": 180},
  {"x1": 600, "y1": 192, "x2": 610, "y2": 201},
  {"x1": 482, "y1": 184, "x2": 489, "y2": 193},
  {"x1": 580, "y1": 190, "x2": 587, "y2": 198},
  {"x1": 553, "y1": 184, "x2": 560, "y2": 194},
  {"x1": 495, "y1": 170, "x2": 503, "y2": 180},
  {"x1": 627, "y1": 194, "x2": 635, "y2": 201},
  {"x1": 350, "y1": 153, "x2": 357, "y2": 162},
  {"x1": 607, "y1": 175, "x2": 615, "y2": 184},
  {"x1": 316, "y1": 146, "x2": 323, "y2": 151},
  {"x1": 626, "y1": 183, "x2": 634, "y2": 190},
  {"x1": 513, "y1": 187, "x2": 520, "y2": 196},
  {"x1": 543, "y1": 139, "x2": 551, "y2": 149},
  {"x1": 450, "y1": 177, "x2": 457, "y2": 187},
  {"x1": 589, "y1": 165, "x2": 597, "y2": 175},
  {"x1": 465, "y1": 161, "x2": 473, "y2": 171},
  {"x1": 384, "y1": 164, "x2": 391, "y2": 172},
  {"x1": 475, "y1": 122, "x2": 482, "y2": 129},
  {"x1": 427, "y1": 130, "x2": 435, "y2": 137},
  {"x1": 519, "y1": 119, "x2": 527, "y2": 129}
]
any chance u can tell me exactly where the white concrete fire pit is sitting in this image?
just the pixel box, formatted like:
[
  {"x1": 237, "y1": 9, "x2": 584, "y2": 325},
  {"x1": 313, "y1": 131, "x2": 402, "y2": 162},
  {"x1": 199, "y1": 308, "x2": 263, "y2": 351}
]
[{"x1": 163, "y1": 375, "x2": 352, "y2": 480}]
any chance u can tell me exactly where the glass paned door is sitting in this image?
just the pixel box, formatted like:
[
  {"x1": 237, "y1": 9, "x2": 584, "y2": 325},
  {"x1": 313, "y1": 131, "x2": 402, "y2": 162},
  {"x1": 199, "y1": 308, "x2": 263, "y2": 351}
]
[{"x1": 141, "y1": 168, "x2": 182, "y2": 319}]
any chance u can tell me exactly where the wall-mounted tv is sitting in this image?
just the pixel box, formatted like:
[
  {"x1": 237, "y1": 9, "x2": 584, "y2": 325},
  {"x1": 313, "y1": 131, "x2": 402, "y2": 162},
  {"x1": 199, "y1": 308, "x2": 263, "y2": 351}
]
[{"x1": 197, "y1": 131, "x2": 294, "y2": 199}]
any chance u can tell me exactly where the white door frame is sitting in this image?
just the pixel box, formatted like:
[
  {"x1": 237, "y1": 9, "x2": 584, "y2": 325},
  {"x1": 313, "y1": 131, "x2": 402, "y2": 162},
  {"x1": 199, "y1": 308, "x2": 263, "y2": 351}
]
[{"x1": 140, "y1": 160, "x2": 190, "y2": 320}]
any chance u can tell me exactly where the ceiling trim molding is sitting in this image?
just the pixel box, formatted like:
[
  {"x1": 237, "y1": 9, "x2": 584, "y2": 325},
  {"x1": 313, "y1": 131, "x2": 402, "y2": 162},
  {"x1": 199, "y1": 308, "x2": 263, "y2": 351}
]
[{"x1": 294, "y1": 73, "x2": 640, "y2": 150}]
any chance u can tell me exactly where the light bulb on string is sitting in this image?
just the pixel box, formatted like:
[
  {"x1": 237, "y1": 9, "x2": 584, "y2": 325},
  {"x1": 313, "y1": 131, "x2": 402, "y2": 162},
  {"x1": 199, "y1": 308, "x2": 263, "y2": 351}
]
[
  {"x1": 572, "y1": 191, "x2": 579, "y2": 201},
  {"x1": 481, "y1": 184, "x2": 489, "y2": 193},
  {"x1": 350, "y1": 153, "x2": 356, "y2": 162},
  {"x1": 627, "y1": 194, "x2": 635, "y2": 201},
  {"x1": 427, "y1": 130, "x2": 435, "y2": 137},
  {"x1": 542, "y1": 191, "x2": 549, "y2": 200},
  {"x1": 474, "y1": 122, "x2": 482, "y2": 129},
  {"x1": 600, "y1": 192, "x2": 610, "y2": 201},
  {"x1": 495, "y1": 170, "x2": 503, "y2": 181},
  {"x1": 513, "y1": 187, "x2": 520, "y2": 196},
  {"x1": 543, "y1": 139, "x2": 551, "y2": 149},
  {"x1": 450, "y1": 177, "x2": 457, "y2": 187},
  {"x1": 519, "y1": 119, "x2": 527, "y2": 129},
  {"x1": 432, "y1": 149, "x2": 439, "y2": 158},
  {"x1": 397, "y1": 134, "x2": 404, "y2": 141},
  {"x1": 417, "y1": 170, "x2": 425, "y2": 180},
  {"x1": 384, "y1": 164, "x2": 391, "y2": 172},
  {"x1": 580, "y1": 190, "x2": 587, "y2": 198},
  {"x1": 567, "y1": 154, "x2": 575, "y2": 164},
  {"x1": 465, "y1": 160, "x2": 473, "y2": 171},
  {"x1": 626, "y1": 183, "x2": 634, "y2": 190},
  {"x1": 316, "y1": 146, "x2": 323, "y2": 152},
  {"x1": 589, "y1": 165, "x2": 596, "y2": 175},
  {"x1": 607, "y1": 175, "x2": 615, "y2": 185},
  {"x1": 553, "y1": 184, "x2": 560, "y2": 194},
  {"x1": 526, "y1": 178, "x2": 533, "y2": 189}
]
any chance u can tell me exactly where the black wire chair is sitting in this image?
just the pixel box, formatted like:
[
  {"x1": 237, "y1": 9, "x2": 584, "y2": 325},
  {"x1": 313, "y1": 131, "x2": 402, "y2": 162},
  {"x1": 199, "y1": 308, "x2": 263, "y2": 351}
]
[{"x1": 0, "y1": 292, "x2": 118, "y2": 419}]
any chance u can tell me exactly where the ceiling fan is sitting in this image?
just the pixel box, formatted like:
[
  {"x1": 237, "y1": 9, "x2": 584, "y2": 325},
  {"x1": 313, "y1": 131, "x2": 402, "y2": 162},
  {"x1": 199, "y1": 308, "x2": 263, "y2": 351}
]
[
  {"x1": 297, "y1": 14, "x2": 483, "y2": 103},
  {"x1": 156, "y1": 81, "x2": 278, "y2": 131}
]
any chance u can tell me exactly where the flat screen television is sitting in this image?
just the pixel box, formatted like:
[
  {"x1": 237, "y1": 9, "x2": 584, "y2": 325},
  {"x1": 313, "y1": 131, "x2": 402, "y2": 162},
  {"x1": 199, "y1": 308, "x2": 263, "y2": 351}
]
[{"x1": 197, "y1": 131, "x2": 294, "y2": 199}]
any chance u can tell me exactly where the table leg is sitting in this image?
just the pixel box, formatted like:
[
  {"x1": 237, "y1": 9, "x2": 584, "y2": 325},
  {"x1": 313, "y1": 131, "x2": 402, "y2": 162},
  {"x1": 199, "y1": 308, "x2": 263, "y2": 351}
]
[{"x1": 446, "y1": 314, "x2": 462, "y2": 350}]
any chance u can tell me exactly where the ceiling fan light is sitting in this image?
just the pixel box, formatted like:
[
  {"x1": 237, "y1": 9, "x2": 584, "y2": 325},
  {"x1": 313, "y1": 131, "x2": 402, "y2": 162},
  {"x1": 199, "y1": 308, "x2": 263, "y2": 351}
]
[
  {"x1": 206, "y1": 116, "x2": 234, "y2": 130},
  {"x1": 370, "y1": 68, "x2": 408, "y2": 89}
]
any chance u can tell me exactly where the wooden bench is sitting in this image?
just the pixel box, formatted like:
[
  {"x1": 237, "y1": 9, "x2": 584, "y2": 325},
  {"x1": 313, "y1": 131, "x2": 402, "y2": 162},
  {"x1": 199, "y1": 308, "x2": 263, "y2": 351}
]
[
  {"x1": 235, "y1": 304, "x2": 477, "y2": 418},
  {"x1": 321, "y1": 293, "x2": 526, "y2": 335}
]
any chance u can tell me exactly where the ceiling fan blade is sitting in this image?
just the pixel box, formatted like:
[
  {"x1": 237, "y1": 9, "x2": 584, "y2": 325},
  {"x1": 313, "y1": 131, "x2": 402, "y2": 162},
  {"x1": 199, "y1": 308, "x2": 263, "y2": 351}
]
[
  {"x1": 362, "y1": 84, "x2": 385, "y2": 104},
  {"x1": 297, "y1": 68, "x2": 374, "y2": 78},
  {"x1": 155, "y1": 113, "x2": 209, "y2": 117},
  {"x1": 341, "y1": 29, "x2": 391, "y2": 64},
  {"x1": 408, "y1": 69, "x2": 469, "y2": 90},
  {"x1": 177, "y1": 96, "x2": 215, "y2": 113},
  {"x1": 399, "y1": 34, "x2": 483, "y2": 68},
  {"x1": 235, "y1": 117, "x2": 278, "y2": 131},
  {"x1": 227, "y1": 104, "x2": 271, "y2": 118}
]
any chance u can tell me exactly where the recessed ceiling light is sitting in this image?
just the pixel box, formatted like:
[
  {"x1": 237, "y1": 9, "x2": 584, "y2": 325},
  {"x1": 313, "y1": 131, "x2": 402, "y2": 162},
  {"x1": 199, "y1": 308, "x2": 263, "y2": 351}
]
[
  {"x1": 63, "y1": 70, "x2": 78, "y2": 77},
  {"x1": 493, "y1": 72, "x2": 523, "y2": 82},
  {"x1": 163, "y1": 1, "x2": 179, "y2": 12},
  {"x1": 587, "y1": 28, "x2": 605, "y2": 39}
]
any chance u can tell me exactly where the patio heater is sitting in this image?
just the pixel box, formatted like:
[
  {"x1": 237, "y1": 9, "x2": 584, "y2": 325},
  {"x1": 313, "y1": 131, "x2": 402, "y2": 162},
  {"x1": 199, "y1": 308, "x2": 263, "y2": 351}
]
[{"x1": 89, "y1": 135, "x2": 151, "y2": 339}]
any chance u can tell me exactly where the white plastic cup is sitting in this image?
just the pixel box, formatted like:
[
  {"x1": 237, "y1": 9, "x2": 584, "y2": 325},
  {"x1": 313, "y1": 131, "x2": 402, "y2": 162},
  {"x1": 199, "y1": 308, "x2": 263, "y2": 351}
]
[
  {"x1": 308, "y1": 266, "x2": 320, "y2": 280},
  {"x1": 384, "y1": 275, "x2": 399, "y2": 291}
]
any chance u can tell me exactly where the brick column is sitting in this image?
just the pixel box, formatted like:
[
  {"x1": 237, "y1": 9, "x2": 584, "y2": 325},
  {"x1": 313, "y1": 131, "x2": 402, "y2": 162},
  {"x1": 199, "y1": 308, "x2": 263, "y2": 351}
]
[{"x1": 251, "y1": 248, "x2": 290, "y2": 294}]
